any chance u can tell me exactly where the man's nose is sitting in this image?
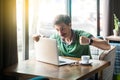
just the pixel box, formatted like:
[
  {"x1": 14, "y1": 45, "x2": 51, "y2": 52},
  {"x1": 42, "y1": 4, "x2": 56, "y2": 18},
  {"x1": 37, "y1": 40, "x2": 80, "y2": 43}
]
[{"x1": 58, "y1": 30, "x2": 63, "y2": 35}]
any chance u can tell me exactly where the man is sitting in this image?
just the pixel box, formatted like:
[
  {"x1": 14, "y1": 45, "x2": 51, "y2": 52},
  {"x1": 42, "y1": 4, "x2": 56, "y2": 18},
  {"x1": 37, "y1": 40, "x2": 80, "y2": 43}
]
[{"x1": 33, "y1": 14, "x2": 110, "y2": 58}]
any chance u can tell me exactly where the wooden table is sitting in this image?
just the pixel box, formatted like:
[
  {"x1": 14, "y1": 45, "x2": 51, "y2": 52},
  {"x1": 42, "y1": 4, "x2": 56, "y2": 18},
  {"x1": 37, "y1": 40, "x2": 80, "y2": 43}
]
[{"x1": 4, "y1": 57, "x2": 110, "y2": 80}]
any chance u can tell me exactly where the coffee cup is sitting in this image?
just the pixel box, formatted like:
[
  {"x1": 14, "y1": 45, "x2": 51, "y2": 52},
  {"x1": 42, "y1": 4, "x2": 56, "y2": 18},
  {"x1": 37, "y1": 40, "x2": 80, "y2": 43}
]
[{"x1": 81, "y1": 55, "x2": 90, "y2": 64}]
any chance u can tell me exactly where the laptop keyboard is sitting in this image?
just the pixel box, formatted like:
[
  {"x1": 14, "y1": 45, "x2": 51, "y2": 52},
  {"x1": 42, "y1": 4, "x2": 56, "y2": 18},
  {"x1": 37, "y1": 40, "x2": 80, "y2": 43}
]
[
  {"x1": 59, "y1": 56, "x2": 76, "y2": 64},
  {"x1": 59, "y1": 60, "x2": 66, "y2": 63}
]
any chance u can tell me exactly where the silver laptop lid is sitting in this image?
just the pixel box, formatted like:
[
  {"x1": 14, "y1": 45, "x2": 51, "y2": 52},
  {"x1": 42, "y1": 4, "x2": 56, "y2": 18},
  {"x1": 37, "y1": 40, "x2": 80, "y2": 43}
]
[{"x1": 34, "y1": 38, "x2": 60, "y2": 65}]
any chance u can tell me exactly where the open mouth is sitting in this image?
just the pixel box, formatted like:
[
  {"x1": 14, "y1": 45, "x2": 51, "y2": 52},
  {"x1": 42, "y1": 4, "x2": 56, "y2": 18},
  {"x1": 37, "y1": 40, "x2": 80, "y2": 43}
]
[{"x1": 61, "y1": 33, "x2": 66, "y2": 37}]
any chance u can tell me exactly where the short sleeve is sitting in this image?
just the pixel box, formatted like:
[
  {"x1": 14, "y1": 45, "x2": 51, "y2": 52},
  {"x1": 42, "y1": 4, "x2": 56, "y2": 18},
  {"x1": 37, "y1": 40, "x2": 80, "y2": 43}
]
[{"x1": 74, "y1": 30, "x2": 93, "y2": 38}]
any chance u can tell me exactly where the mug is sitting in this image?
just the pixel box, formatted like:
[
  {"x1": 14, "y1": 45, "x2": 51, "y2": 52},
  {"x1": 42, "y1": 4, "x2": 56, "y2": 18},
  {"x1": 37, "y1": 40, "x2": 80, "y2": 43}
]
[{"x1": 81, "y1": 55, "x2": 90, "y2": 64}]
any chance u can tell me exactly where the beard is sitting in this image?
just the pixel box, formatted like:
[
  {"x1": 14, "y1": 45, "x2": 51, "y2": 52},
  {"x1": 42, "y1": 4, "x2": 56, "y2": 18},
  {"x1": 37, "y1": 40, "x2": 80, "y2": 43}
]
[{"x1": 60, "y1": 33, "x2": 68, "y2": 39}]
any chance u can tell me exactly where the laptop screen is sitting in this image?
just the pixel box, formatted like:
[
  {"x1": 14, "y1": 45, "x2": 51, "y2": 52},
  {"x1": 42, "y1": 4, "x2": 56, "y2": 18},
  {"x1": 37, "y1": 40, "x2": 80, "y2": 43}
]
[
  {"x1": 34, "y1": 38, "x2": 77, "y2": 65},
  {"x1": 34, "y1": 38, "x2": 60, "y2": 65}
]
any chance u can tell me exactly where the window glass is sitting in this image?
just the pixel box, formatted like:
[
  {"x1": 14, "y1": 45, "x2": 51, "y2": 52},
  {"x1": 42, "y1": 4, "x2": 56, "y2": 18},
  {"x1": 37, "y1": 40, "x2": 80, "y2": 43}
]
[
  {"x1": 72, "y1": 0, "x2": 97, "y2": 36},
  {"x1": 29, "y1": 0, "x2": 67, "y2": 59},
  {"x1": 100, "y1": 0, "x2": 104, "y2": 36},
  {"x1": 16, "y1": 0, "x2": 24, "y2": 62}
]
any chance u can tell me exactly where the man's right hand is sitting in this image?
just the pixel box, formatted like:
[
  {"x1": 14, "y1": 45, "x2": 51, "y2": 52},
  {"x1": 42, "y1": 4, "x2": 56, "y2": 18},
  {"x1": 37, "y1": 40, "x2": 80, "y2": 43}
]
[{"x1": 32, "y1": 34, "x2": 40, "y2": 42}]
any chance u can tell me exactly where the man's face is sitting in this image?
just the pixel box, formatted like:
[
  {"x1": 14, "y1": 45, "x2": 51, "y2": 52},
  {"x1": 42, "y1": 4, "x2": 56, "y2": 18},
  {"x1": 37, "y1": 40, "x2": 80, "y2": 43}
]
[{"x1": 54, "y1": 23, "x2": 71, "y2": 39}]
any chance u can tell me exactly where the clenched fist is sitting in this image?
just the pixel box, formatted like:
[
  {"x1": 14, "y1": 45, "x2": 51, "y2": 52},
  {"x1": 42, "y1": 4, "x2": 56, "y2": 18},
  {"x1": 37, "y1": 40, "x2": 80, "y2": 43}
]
[
  {"x1": 32, "y1": 34, "x2": 46, "y2": 42},
  {"x1": 32, "y1": 34, "x2": 40, "y2": 42},
  {"x1": 79, "y1": 36, "x2": 90, "y2": 45}
]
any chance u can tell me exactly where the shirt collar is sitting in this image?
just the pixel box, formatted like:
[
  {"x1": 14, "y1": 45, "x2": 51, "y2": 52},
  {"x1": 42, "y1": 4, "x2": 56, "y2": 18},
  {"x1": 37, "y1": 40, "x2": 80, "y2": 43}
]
[{"x1": 61, "y1": 30, "x2": 76, "y2": 45}]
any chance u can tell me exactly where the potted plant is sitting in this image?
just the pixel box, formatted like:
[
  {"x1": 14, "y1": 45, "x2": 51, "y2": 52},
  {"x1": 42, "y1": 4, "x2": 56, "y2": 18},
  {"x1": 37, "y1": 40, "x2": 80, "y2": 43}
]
[{"x1": 113, "y1": 14, "x2": 120, "y2": 36}]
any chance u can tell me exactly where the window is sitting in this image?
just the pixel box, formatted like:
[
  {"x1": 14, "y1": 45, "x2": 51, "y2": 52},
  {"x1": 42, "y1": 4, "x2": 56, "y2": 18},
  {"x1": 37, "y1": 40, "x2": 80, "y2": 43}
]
[
  {"x1": 100, "y1": 0, "x2": 105, "y2": 36},
  {"x1": 17, "y1": 0, "x2": 105, "y2": 61},
  {"x1": 17, "y1": 0, "x2": 67, "y2": 61},
  {"x1": 16, "y1": 0, "x2": 24, "y2": 62},
  {"x1": 72, "y1": 0, "x2": 105, "y2": 37},
  {"x1": 72, "y1": 0, "x2": 97, "y2": 36},
  {"x1": 29, "y1": 0, "x2": 67, "y2": 59}
]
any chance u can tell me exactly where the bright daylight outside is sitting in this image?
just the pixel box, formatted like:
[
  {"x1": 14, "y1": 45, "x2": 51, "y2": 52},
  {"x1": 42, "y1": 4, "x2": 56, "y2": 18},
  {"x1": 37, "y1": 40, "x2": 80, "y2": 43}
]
[{"x1": 17, "y1": 0, "x2": 104, "y2": 62}]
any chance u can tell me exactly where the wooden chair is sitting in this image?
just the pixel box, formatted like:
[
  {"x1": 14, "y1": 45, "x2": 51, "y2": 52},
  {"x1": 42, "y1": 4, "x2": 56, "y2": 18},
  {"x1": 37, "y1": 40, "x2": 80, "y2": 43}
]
[{"x1": 90, "y1": 46, "x2": 116, "y2": 80}]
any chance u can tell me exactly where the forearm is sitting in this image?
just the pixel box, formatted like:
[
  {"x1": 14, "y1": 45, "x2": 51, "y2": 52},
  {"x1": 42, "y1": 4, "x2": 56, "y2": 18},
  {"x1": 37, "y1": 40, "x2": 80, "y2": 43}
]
[
  {"x1": 91, "y1": 38, "x2": 110, "y2": 50},
  {"x1": 79, "y1": 36, "x2": 110, "y2": 50}
]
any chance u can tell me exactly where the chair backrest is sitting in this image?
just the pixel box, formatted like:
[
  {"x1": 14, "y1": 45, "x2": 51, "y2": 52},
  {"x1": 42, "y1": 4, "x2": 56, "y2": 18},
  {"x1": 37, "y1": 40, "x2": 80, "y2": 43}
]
[
  {"x1": 90, "y1": 46, "x2": 104, "y2": 60},
  {"x1": 90, "y1": 46, "x2": 116, "y2": 80},
  {"x1": 100, "y1": 46, "x2": 116, "y2": 80}
]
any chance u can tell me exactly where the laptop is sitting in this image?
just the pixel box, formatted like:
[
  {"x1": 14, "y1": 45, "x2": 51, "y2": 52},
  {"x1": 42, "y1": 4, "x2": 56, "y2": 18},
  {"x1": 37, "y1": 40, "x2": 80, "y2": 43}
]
[{"x1": 34, "y1": 37, "x2": 77, "y2": 66}]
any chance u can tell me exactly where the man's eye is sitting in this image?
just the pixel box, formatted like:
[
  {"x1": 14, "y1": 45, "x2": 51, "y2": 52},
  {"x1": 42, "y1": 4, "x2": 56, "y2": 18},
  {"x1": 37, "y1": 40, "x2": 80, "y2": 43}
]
[{"x1": 61, "y1": 27, "x2": 65, "y2": 31}]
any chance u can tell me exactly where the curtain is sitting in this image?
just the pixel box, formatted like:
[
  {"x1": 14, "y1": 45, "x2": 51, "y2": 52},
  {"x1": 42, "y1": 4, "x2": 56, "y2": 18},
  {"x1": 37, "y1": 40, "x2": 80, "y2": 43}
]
[
  {"x1": 108, "y1": 0, "x2": 114, "y2": 35},
  {"x1": 102, "y1": 0, "x2": 114, "y2": 37},
  {"x1": 104, "y1": 0, "x2": 120, "y2": 36},
  {"x1": 0, "y1": 0, "x2": 18, "y2": 79},
  {"x1": 0, "y1": 0, "x2": 4, "y2": 79},
  {"x1": 113, "y1": 0, "x2": 120, "y2": 19}
]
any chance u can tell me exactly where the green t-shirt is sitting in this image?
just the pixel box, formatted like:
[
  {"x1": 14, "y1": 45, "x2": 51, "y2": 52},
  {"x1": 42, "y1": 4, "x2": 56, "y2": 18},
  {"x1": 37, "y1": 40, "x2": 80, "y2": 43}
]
[{"x1": 50, "y1": 30, "x2": 93, "y2": 58}]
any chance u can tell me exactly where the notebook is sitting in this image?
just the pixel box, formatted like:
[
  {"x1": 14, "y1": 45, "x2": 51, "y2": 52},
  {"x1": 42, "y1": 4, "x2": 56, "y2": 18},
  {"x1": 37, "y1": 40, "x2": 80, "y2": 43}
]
[{"x1": 34, "y1": 37, "x2": 77, "y2": 66}]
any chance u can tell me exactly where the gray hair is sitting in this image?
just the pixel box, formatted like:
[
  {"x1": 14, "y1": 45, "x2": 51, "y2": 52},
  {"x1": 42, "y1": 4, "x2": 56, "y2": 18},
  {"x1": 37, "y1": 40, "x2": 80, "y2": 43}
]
[{"x1": 53, "y1": 14, "x2": 71, "y2": 26}]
